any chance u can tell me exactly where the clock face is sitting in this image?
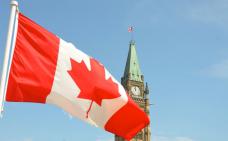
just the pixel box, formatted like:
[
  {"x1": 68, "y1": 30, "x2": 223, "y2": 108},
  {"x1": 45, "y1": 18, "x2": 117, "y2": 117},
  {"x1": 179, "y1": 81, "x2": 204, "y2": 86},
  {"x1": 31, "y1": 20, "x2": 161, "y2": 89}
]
[{"x1": 131, "y1": 86, "x2": 141, "y2": 96}]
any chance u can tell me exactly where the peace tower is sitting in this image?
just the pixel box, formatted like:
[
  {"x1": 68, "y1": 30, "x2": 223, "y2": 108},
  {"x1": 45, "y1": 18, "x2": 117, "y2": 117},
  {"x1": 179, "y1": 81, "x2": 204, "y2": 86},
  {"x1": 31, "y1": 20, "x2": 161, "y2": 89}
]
[{"x1": 115, "y1": 40, "x2": 151, "y2": 141}]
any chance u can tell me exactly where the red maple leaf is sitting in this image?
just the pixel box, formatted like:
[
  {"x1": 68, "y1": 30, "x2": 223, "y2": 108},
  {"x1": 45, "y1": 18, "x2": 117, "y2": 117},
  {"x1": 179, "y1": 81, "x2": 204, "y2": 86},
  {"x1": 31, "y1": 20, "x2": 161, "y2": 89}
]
[{"x1": 68, "y1": 58, "x2": 121, "y2": 118}]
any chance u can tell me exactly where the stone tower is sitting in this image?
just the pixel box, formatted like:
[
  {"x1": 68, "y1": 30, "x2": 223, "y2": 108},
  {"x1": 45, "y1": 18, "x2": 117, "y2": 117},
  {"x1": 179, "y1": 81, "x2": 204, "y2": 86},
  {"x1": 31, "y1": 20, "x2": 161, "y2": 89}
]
[{"x1": 115, "y1": 40, "x2": 151, "y2": 141}]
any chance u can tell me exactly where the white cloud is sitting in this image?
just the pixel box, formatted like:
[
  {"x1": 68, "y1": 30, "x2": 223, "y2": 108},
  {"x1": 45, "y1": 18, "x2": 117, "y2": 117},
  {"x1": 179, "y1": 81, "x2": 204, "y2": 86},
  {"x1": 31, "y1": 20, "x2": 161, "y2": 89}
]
[
  {"x1": 125, "y1": 0, "x2": 228, "y2": 29},
  {"x1": 23, "y1": 138, "x2": 33, "y2": 141},
  {"x1": 201, "y1": 59, "x2": 228, "y2": 79},
  {"x1": 176, "y1": 137, "x2": 194, "y2": 141},
  {"x1": 187, "y1": 0, "x2": 228, "y2": 27},
  {"x1": 153, "y1": 135, "x2": 194, "y2": 141},
  {"x1": 62, "y1": 110, "x2": 73, "y2": 120},
  {"x1": 95, "y1": 138, "x2": 113, "y2": 141},
  {"x1": 96, "y1": 136, "x2": 195, "y2": 141}
]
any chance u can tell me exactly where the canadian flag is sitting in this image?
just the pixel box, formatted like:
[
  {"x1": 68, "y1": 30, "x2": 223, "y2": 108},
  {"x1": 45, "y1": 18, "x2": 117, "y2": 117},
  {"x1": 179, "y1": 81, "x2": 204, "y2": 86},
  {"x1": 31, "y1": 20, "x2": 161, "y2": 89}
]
[
  {"x1": 128, "y1": 26, "x2": 133, "y2": 32},
  {"x1": 5, "y1": 13, "x2": 149, "y2": 140}
]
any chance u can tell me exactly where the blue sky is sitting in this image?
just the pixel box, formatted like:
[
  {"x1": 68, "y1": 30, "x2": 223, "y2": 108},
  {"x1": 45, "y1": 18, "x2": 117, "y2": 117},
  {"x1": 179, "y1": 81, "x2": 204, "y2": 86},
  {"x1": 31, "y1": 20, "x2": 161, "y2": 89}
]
[{"x1": 0, "y1": 0, "x2": 228, "y2": 141}]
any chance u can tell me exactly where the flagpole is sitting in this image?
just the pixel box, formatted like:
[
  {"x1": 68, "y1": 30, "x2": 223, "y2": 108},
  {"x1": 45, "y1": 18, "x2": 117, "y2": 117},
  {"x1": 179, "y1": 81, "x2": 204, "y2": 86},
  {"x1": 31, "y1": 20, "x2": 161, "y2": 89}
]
[
  {"x1": 0, "y1": 0, "x2": 18, "y2": 117},
  {"x1": 131, "y1": 27, "x2": 134, "y2": 41}
]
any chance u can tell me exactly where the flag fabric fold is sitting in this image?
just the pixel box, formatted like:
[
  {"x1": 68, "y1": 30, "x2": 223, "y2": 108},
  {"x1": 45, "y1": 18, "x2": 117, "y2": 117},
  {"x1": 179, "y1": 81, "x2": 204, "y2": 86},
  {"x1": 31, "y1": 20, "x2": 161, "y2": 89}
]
[{"x1": 6, "y1": 13, "x2": 150, "y2": 140}]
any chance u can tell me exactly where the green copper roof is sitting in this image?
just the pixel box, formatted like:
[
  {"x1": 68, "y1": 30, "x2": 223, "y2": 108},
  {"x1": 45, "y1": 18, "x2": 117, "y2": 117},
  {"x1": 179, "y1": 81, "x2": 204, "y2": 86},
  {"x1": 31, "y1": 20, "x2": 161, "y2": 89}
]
[{"x1": 123, "y1": 40, "x2": 143, "y2": 82}]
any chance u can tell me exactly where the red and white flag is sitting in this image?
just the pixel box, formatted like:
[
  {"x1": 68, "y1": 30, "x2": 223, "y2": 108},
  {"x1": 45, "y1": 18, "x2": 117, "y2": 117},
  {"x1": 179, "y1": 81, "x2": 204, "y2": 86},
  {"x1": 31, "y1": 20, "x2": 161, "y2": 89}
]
[
  {"x1": 128, "y1": 26, "x2": 133, "y2": 32},
  {"x1": 5, "y1": 13, "x2": 149, "y2": 140}
]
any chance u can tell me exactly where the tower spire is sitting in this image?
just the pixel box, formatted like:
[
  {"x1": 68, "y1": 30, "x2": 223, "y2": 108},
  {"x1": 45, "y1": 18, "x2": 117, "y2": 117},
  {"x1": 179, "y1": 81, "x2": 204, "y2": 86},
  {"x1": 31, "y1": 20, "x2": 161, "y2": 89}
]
[{"x1": 123, "y1": 40, "x2": 143, "y2": 82}]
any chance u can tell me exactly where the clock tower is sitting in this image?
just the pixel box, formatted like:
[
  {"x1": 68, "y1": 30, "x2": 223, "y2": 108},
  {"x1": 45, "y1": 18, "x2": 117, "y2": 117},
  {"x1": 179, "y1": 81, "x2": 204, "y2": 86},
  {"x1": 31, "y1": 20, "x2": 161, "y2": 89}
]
[{"x1": 115, "y1": 40, "x2": 151, "y2": 141}]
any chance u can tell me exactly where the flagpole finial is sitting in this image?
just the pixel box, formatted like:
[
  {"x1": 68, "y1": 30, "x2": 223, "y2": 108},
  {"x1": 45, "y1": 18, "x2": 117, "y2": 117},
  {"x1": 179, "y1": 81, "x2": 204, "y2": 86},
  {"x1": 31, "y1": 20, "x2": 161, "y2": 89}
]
[{"x1": 11, "y1": 0, "x2": 18, "y2": 7}]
